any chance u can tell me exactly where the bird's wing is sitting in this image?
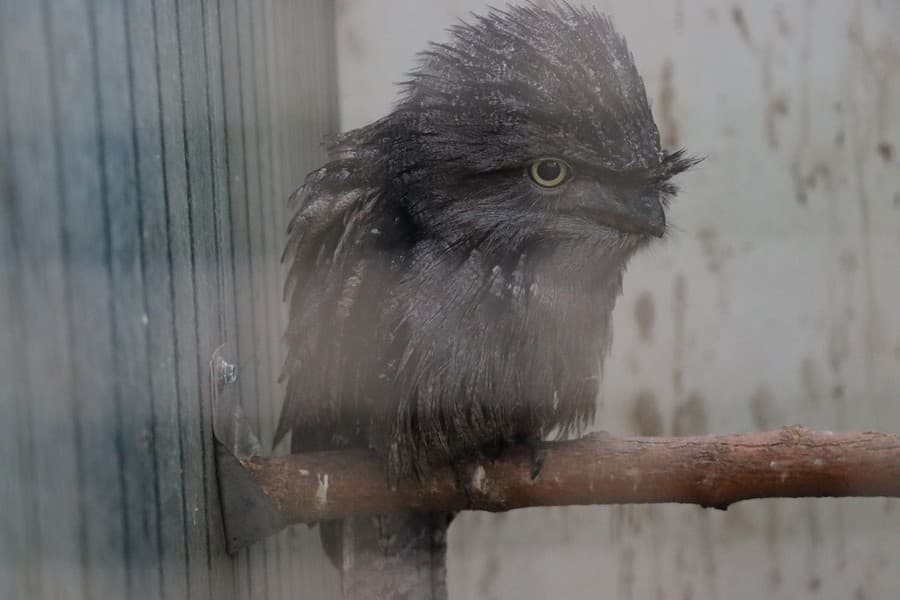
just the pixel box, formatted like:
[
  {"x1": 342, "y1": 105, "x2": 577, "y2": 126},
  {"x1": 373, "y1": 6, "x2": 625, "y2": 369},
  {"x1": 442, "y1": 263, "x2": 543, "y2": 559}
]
[{"x1": 275, "y1": 160, "x2": 406, "y2": 452}]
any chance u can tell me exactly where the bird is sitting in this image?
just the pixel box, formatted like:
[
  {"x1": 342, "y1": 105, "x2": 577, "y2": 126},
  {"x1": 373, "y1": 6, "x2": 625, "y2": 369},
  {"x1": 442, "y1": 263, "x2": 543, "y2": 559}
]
[{"x1": 275, "y1": 3, "x2": 694, "y2": 597}]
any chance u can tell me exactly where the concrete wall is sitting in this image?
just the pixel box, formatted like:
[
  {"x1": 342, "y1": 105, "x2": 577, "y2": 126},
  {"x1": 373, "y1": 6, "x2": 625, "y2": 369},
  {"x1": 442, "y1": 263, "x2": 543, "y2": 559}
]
[{"x1": 334, "y1": 1, "x2": 900, "y2": 598}]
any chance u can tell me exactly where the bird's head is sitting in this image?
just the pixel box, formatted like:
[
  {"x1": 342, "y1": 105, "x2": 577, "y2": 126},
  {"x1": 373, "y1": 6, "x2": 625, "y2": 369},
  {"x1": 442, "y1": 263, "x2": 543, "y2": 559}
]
[{"x1": 359, "y1": 3, "x2": 696, "y2": 273}]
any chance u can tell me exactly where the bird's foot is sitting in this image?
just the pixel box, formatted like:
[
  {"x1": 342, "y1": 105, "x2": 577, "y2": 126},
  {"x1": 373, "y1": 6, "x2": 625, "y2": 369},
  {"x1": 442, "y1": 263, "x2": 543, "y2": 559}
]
[{"x1": 450, "y1": 462, "x2": 477, "y2": 509}]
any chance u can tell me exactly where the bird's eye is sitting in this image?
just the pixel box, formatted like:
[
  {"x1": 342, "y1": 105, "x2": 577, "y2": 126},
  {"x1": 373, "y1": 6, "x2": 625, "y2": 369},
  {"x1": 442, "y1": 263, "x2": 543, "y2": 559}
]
[{"x1": 529, "y1": 158, "x2": 570, "y2": 188}]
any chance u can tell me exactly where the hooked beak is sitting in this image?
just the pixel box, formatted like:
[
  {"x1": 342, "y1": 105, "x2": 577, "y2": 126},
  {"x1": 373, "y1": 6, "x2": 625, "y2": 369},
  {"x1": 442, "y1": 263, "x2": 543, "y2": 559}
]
[{"x1": 592, "y1": 192, "x2": 666, "y2": 238}]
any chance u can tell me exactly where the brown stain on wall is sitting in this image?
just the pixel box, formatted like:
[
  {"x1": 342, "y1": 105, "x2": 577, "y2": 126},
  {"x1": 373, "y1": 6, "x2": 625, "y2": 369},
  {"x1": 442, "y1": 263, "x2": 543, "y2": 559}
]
[
  {"x1": 633, "y1": 291, "x2": 655, "y2": 343},
  {"x1": 806, "y1": 161, "x2": 832, "y2": 190},
  {"x1": 630, "y1": 389, "x2": 663, "y2": 436},
  {"x1": 765, "y1": 506, "x2": 783, "y2": 590},
  {"x1": 658, "y1": 60, "x2": 680, "y2": 149},
  {"x1": 342, "y1": 27, "x2": 365, "y2": 62},
  {"x1": 846, "y1": 8, "x2": 900, "y2": 382},
  {"x1": 793, "y1": 161, "x2": 832, "y2": 206},
  {"x1": 765, "y1": 95, "x2": 790, "y2": 149},
  {"x1": 835, "y1": 129, "x2": 846, "y2": 147},
  {"x1": 749, "y1": 384, "x2": 776, "y2": 429},
  {"x1": 672, "y1": 392, "x2": 708, "y2": 436},
  {"x1": 672, "y1": 274, "x2": 687, "y2": 398},
  {"x1": 617, "y1": 545, "x2": 636, "y2": 600},
  {"x1": 730, "y1": 5, "x2": 755, "y2": 49},
  {"x1": 791, "y1": 164, "x2": 808, "y2": 205},
  {"x1": 803, "y1": 499, "x2": 824, "y2": 590},
  {"x1": 696, "y1": 225, "x2": 734, "y2": 272},
  {"x1": 477, "y1": 552, "x2": 500, "y2": 600}
]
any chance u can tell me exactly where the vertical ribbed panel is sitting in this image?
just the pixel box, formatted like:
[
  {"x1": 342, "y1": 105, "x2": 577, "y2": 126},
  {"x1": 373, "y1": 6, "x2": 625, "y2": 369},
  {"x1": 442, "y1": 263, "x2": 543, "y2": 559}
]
[{"x1": 0, "y1": 1, "x2": 341, "y2": 598}]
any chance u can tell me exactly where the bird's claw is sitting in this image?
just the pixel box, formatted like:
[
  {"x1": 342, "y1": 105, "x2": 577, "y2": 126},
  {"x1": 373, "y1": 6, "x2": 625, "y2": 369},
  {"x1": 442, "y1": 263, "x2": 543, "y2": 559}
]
[
  {"x1": 529, "y1": 444, "x2": 546, "y2": 480},
  {"x1": 451, "y1": 463, "x2": 476, "y2": 508},
  {"x1": 523, "y1": 435, "x2": 547, "y2": 480}
]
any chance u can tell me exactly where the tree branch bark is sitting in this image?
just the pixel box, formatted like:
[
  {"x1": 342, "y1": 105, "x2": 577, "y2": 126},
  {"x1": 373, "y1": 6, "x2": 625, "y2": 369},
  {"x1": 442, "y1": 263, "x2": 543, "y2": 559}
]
[{"x1": 243, "y1": 426, "x2": 900, "y2": 524}]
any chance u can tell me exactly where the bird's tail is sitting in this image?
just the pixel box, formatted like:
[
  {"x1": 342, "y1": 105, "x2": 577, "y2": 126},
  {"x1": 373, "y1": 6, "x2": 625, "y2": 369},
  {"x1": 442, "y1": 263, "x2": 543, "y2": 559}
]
[{"x1": 322, "y1": 512, "x2": 451, "y2": 600}]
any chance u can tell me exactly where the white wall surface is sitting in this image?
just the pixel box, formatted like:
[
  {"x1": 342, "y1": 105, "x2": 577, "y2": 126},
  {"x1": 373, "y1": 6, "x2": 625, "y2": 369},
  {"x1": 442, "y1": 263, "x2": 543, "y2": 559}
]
[{"x1": 334, "y1": 1, "x2": 900, "y2": 598}]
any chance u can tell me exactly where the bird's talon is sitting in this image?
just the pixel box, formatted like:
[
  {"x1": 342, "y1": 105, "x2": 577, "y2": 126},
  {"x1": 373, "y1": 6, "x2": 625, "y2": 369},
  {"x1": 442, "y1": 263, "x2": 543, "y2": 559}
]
[
  {"x1": 530, "y1": 445, "x2": 546, "y2": 479},
  {"x1": 451, "y1": 463, "x2": 476, "y2": 508}
]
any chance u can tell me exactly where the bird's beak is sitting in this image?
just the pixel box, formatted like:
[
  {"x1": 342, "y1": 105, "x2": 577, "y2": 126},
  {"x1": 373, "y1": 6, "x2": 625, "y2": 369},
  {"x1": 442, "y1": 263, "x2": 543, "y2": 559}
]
[{"x1": 593, "y1": 192, "x2": 666, "y2": 238}]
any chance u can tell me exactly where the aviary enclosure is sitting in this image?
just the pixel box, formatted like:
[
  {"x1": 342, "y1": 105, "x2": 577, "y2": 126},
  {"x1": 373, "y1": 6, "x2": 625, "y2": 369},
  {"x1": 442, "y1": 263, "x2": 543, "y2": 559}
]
[{"x1": 1, "y1": 1, "x2": 898, "y2": 600}]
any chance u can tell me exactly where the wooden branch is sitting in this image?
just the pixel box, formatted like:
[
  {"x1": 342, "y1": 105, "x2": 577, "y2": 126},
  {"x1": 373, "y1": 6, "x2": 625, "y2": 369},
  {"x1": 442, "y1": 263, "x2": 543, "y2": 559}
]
[{"x1": 243, "y1": 426, "x2": 900, "y2": 524}]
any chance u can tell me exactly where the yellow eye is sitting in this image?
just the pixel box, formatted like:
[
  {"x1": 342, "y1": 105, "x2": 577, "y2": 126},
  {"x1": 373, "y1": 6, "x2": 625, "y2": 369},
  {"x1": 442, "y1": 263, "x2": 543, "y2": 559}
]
[{"x1": 529, "y1": 158, "x2": 570, "y2": 188}]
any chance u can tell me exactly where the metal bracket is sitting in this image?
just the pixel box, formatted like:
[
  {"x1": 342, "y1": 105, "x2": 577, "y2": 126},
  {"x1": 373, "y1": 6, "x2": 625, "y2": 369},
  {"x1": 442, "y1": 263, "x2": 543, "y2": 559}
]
[{"x1": 210, "y1": 344, "x2": 287, "y2": 554}]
